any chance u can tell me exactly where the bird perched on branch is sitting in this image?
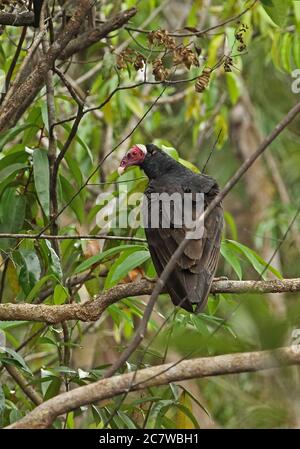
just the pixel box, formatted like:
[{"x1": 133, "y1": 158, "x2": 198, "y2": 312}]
[{"x1": 118, "y1": 144, "x2": 223, "y2": 313}]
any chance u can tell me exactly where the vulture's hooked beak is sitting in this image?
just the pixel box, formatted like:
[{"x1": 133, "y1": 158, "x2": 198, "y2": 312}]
[
  {"x1": 117, "y1": 157, "x2": 128, "y2": 176},
  {"x1": 118, "y1": 144, "x2": 147, "y2": 176}
]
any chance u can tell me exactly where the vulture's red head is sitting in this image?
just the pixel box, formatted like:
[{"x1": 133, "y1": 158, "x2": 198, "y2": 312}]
[
  {"x1": 118, "y1": 143, "x2": 179, "y2": 179},
  {"x1": 118, "y1": 144, "x2": 147, "y2": 176}
]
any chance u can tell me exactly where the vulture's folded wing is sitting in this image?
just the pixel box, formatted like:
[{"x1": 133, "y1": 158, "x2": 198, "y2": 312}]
[{"x1": 144, "y1": 180, "x2": 223, "y2": 313}]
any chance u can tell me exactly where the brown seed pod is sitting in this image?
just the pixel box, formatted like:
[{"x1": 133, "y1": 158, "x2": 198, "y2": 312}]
[
  {"x1": 237, "y1": 44, "x2": 247, "y2": 52},
  {"x1": 173, "y1": 47, "x2": 199, "y2": 69},
  {"x1": 224, "y1": 56, "x2": 233, "y2": 72},
  {"x1": 148, "y1": 29, "x2": 176, "y2": 49},
  {"x1": 116, "y1": 48, "x2": 134, "y2": 70},
  {"x1": 195, "y1": 68, "x2": 211, "y2": 93},
  {"x1": 152, "y1": 58, "x2": 170, "y2": 81},
  {"x1": 133, "y1": 53, "x2": 145, "y2": 71}
]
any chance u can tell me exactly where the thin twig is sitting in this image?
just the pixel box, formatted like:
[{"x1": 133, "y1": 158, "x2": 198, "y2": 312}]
[
  {"x1": 42, "y1": 4, "x2": 60, "y2": 256},
  {"x1": 0, "y1": 233, "x2": 147, "y2": 242},
  {"x1": 3, "y1": 364, "x2": 43, "y2": 406},
  {"x1": 1, "y1": 25, "x2": 27, "y2": 104}
]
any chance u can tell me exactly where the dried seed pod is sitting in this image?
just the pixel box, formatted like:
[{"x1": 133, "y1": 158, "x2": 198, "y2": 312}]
[
  {"x1": 224, "y1": 56, "x2": 233, "y2": 72},
  {"x1": 237, "y1": 43, "x2": 247, "y2": 52},
  {"x1": 152, "y1": 58, "x2": 169, "y2": 81},
  {"x1": 195, "y1": 68, "x2": 211, "y2": 93},
  {"x1": 148, "y1": 29, "x2": 176, "y2": 49},
  {"x1": 116, "y1": 48, "x2": 134, "y2": 70},
  {"x1": 235, "y1": 23, "x2": 248, "y2": 45},
  {"x1": 173, "y1": 47, "x2": 199, "y2": 69},
  {"x1": 133, "y1": 53, "x2": 145, "y2": 71}
]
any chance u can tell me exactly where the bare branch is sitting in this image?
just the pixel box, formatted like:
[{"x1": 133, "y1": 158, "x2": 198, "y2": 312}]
[
  {"x1": 0, "y1": 278, "x2": 300, "y2": 324},
  {"x1": 125, "y1": 0, "x2": 258, "y2": 37},
  {"x1": 59, "y1": 8, "x2": 138, "y2": 60},
  {"x1": 3, "y1": 364, "x2": 43, "y2": 406},
  {"x1": 0, "y1": 7, "x2": 137, "y2": 130},
  {"x1": 0, "y1": 233, "x2": 147, "y2": 242},
  {"x1": 0, "y1": 11, "x2": 35, "y2": 27},
  {"x1": 7, "y1": 345, "x2": 300, "y2": 428},
  {"x1": 0, "y1": 0, "x2": 95, "y2": 132},
  {"x1": 42, "y1": 6, "x2": 60, "y2": 256}
]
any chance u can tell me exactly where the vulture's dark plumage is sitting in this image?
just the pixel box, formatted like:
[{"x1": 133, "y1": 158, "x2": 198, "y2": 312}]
[{"x1": 118, "y1": 144, "x2": 223, "y2": 313}]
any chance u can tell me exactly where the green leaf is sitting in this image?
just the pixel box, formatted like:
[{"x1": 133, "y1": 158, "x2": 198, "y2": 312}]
[
  {"x1": 33, "y1": 149, "x2": 50, "y2": 217},
  {"x1": 178, "y1": 157, "x2": 200, "y2": 173},
  {"x1": 280, "y1": 32, "x2": 293, "y2": 72},
  {"x1": 40, "y1": 369, "x2": 61, "y2": 399},
  {"x1": 227, "y1": 240, "x2": 282, "y2": 279},
  {"x1": 91, "y1": 405, "x2": 102, "y2": 426},
  {"x1": 293, "y1": 33, "x2": 300, "y2": 67},
  {"x1": 45, "y1": 240, "x2": 63, "y2": 279},
  {"x1": 74, "y1": 244, "x2": 147, "y2": 274},
  {"x1": 43, "y1": 377, "x2": 61, "y2": 401},
  {"x1": 0, "y1": 123, "x2": 35, "y2": 148},
  {"x1": 62, "y1": 124, "x2": 93, "y2": 163},
  {"x1": 53, "y1": 284, "x2": 68, "y2": 305},
  {"x1": 224, "y1": 211, "x2": 238, "y2": 240},
  {"x1": 124, "y1": 94, "x2": 144, "y2": 118},
  {"x1": 226, "y1": 72, "x2": 241, "y2": 105},
  {"x1": 0, "y1": 346, "x2": 32, "y2": 374},
  {"x1": 18, "y1": 249, "x2": 41, "y2": 295},
  {"x1": 117, "y1": 411, "x2": 137, "y2": 429},
  {"x1": 0, "y1": 385, "x2": 5, "y2": 415},
  {"x1": 161, "y1": 144, "x2": 179, "y2": 160},
  {"x1": 175, "y1": 391, "x2": 200, "y2": 429},
  {"x1": 261, "y1": 0, "x2": 291, "y2": 27},
  {"x1": 26, "y1": 274, "x2": 58, "y2": 302},
  {"x1": 0, "y1": 151, "x2": 28, "y2": 172},
  {"x1": 60, "y1": 175, "x2": 84, "y2": 223},
  {"x1": 0, "y1": 188, "x2": 26, "y2": 250},
  {"x1": 221, "y1": 241, "x2": 242, "y2": 280},
  {"x1": 105, "y1": 249, "x2": 150, "y2": 289},
  {"x1": 0, "y1": 163, "x2": 28, "y2": 197}
]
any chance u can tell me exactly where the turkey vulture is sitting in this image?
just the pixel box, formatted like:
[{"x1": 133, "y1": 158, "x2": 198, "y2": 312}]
[{"x1": 118, "y1": 144, "x2": 223, "y2": 313}]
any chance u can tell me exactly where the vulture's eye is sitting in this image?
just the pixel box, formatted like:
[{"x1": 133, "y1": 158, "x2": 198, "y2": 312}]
[{"x1": 132, "y1": 150, "x2": 138, "y2": 156}]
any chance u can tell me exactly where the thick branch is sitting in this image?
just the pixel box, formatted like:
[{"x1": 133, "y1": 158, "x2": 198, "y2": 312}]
[
  {"x1": 0, "y1": 278, "x2": 299, "y2": 324},
  {"x1": 0, "y1": 11, "x2": 35, "y2": 26},
  {"x1": 0, "y1": 0, "x2": 95, "y2": 132},
  {"x1": 60, "y1": 8, "x2": 137, "y2": 60},
  {"x1": 0, "y1": 7, "x2": 137, "y2": 130},
  {"x1": 7, "y1": 345, "x2": 300, "y2": 428}
]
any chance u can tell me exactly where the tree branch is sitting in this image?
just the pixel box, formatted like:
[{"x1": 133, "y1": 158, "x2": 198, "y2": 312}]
[
  {"x1": 0, "y1": 7, "x2": 137, "y2": 130},
  {"x1": 0, "y1": 11, "x2": 35, "y2": 26},
  {"x1": 3, "y1": 364, "x2": 43, "y2": 406},
  {"x1": 6, "y1": 345, "x2": 300, "y2": 428},
  {"x1": 0, "y1": 278, "x2": 299, "y2": 324},
  {"x1": 0, "y1": 233, "x2": 146, "y2": 242},
  {"x1": 0, "y1": 0, "x2": 95, "y2": 132}
]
